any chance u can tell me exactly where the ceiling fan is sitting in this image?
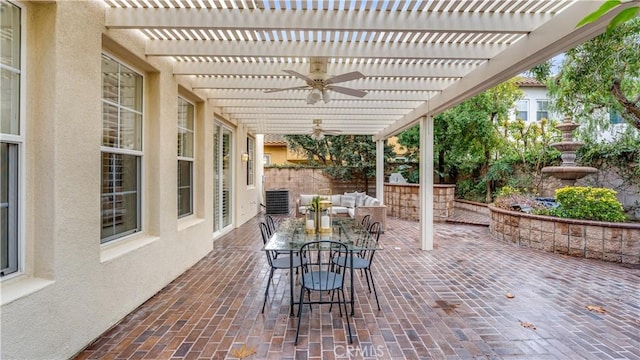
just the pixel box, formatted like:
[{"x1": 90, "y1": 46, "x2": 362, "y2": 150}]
[
  {"x1": 265, "y1": 58, "x2": 367, "y2": 104},
  {"x1": 309, "y1": 119, "x2": 341, "y2": 140}
]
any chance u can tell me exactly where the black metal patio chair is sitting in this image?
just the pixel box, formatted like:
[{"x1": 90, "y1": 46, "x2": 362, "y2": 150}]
[
  {"x1": 295, "y1": 240, "x2": 353, "y2": 345},
  {"x1": 260, "y1": 222, "x2": 304, "y2": 313},
  {"x1": 332, "y1": 221, "x2": 381, "y2": 312}
]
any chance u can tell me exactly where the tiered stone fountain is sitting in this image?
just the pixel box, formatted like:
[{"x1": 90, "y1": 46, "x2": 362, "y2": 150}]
[{"x1": 542, "y1": 116, "x2": 597, "y2": 185}]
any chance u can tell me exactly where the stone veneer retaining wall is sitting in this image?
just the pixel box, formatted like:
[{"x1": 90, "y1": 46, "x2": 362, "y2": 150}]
[
  {"x1": 489, "y1": 205, "x2": 640, "y2": 265},
  {"x1": 384, "y1": 183, "x2": 455, "y2": 221},
  {"x1": 454, "y1": 199, "x2": 490, "y2": 215}
]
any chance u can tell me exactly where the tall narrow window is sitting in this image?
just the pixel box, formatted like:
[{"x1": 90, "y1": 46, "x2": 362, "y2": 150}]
[
  {"x1": 101, "y1": 54, "x2": 143, "y2": 243},
  {"x1": 246, "y1": 137, "x2": 254, "y2": 186},
  {"x1": 515, "y1": 100, "x2": 529, "y2": 121},
  {"x1": 536, "y1": 100, "x2": 550, "y2": 121},
  {"x1": 1, "y1": 1, "x2": 22, "y2": 276},
  {"x1": 177, "y1": 97, "x2": 194, "y2": 218}
]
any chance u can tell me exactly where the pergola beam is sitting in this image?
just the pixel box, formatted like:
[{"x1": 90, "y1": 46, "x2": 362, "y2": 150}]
[
  {"x1": 146, "y1": 40, "x2": 504, "y2": 60},
  {"x1": 106, "y1": 7, "x2": 543, "y2": 33}
]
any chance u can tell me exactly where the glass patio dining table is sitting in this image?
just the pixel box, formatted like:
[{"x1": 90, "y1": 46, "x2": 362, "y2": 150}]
[{"x1": 263, "y1": 217, "x2": 382, "y2": 317}]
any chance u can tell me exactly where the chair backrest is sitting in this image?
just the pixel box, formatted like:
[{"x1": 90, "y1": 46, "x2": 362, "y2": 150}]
[
  {"x1": 368, "y1": 221, "x2": 381, "y2": 241},
  {"x1": 299, "y1": 240, "x2": 349, "y2": 290},
  {"x1": 266, "y1": 215, "x2": 277, "y2": 235},
  {"x1": 360, "y1": 214, "x2": 371, "y2": 230},
  {"x1": 361, "y1": 221, "x2": 381, "y2": 262},
  {"x1": 259, "y1": 222, "x2": 276, "y2": 267},
  {"x1": 259, "y1": 222, "x2": 271, "y2": 245}
]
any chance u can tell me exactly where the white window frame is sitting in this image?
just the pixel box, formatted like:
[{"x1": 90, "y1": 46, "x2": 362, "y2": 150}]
[
  {"x1": 1, "y1": 0, "x2": 25, "y2": 278},
  {"x1": 100, "y1": 53, "x2": 143, "y2": 244},
  {"x1": 247, "y1": 137, "x2": 254, "y2": 186},
  {"x1": 263, "y1": 154, "x2": 271, "y2": 166},
  {"x1": 536, "y1": 99, "x2": 550, "y2": 121},
  {"x1": 515, "y1": 100, "x2": 529, "y2": 121},
  {"x1": 177, "y1": 96, "x2": 194, "y2": 218}
]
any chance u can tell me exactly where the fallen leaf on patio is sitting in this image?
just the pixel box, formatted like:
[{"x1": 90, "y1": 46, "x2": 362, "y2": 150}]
[
  {"x1": 506, "y1": 292, "x2": 515, "y2": 299},
  {"x1": 230, "y1": 344, "x2": 257, "y2": 359},
  {"x1": 586, "y1": 305, "x2": 606, "y2": 314},
  {"x1": 519, "y1": 320, "x2": 536, "y2": 330}
]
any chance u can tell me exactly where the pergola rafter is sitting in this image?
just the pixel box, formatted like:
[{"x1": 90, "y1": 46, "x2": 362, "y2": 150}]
[{"x1": 100, "y1": 0, "x2": 613, "y2": 137}]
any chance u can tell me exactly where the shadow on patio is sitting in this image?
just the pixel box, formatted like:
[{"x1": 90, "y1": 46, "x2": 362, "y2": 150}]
[{"x1": 76, "y1": 216, "x2": 639, "y2": 359}]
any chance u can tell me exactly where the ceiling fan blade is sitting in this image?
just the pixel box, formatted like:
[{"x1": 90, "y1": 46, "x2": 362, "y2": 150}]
[
  {"x1": 326, "y1": 85, "x2": 368, "y2": 98},
  {"x1": 263, "y1": 85, "x2": 310, "y2": 93},
  {"x1": 324, "y1": 71, "x2": 365, "y2": 85},
  {"x1": 283, "y1": 70, "x2": 314, "y2": 84}
]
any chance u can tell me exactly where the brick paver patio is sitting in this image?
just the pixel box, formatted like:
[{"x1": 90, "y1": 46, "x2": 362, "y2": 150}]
[{"x1": 75, "y1": 216, "x2": 640, "y2": 359}]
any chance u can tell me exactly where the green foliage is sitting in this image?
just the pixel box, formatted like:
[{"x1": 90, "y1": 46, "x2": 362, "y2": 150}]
[
  {"x1": 548, "y1": 18, "x2": 640, "y2": 131},
  {"x1": 577, "y1": 0, "x2": 639, "y2": 32},
  {"x1": 577, "y1": 134, "x2": 640, "y2": 189},
  {"x1": 284, "y1": 134, "x2": 394, "y2": 186},
  {"x1": 550, "y1": 186, "x2": 627, "y2": 222}
]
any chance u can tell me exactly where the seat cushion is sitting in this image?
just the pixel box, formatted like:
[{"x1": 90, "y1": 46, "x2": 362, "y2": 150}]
[
  {"x1": 332, "y1": 255, "x2": 369, "y2": 269},
  {"x1": 271, "y1": 255, "x2": 304, "y2": 269},
  {"x1": 331, "y1": 206, "x2": 350, "y2": 215},
  {"x1": 300, "y1": 271, "x2": 343, "y2": 291}
]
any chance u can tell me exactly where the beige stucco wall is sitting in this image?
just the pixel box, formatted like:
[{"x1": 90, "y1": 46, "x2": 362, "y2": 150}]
[{"x1": 0, "y1": 2, "x2": 261, "y2": 359}]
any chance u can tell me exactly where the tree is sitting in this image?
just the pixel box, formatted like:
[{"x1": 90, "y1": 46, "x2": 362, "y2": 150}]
[
  {"x1": 396, "y1": 80, "x2": 524, "y2": 202},
  {"x1": 577, "y1": 0, "x2": 639, "y2": 32},
  {"x1": 284, "y1": 134, "x2": 394, "y2": 192},
  {"x1": 547, "y1": 18, "x2": 640, "y2": 132}
]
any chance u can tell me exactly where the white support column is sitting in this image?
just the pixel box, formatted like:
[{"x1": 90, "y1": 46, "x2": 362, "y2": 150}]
[
  {"x1": 419, "y1": 115, "x2": 434, "y2": 250},
  {"x1": 376, "y1": 139, "x2": 384, "y2": 203}
]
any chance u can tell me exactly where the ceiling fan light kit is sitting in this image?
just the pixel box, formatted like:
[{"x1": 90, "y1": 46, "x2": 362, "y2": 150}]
[
  {"x1": 306, "y1": 87, "x2": 322, "y2": 104},
  {"x1": 266, "y1": 58, "x2": 367, "y2": 104}
]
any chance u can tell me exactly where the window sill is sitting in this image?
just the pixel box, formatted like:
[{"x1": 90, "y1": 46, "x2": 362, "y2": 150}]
[
  {"x1": 100, "y1": 233, "x2": 160, "y2": 264},
  {"x1": 0, "y1": 275, "x2": 55, "y2": 306},
  {"x1": 177, "y1": 216, "x2": 205, "y2": 231}
]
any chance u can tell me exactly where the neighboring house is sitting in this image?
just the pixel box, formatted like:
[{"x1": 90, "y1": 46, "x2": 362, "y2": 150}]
[
  {"x1": 512, "y1": 77, "x2": 558, "y2": 123},
  {"x1": 513, "y1": 77, "x2": 629, "y2": 141},
  {"x1": 263, "y1": 134, "x2": 289, "y2": 165},
  {"x1": 263, "y1": 134, "x2": 309, "y2": 165}
]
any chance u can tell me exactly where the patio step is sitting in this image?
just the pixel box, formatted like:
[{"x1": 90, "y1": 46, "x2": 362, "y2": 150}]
[{"x1": 446, "y1": 208, "x2": 490, "y2": 226}]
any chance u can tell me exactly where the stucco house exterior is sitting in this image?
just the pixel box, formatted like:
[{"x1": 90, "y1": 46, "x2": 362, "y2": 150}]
[{"x1": 0, "y1": 1, "x2": 619, "y2": 358}]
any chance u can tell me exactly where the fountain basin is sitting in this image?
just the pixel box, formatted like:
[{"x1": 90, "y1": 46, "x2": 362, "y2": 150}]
[
  {"x1": 551, "y1": 142, "x2": 583, "y2": 152},
  {"x1": 541, "y1": 166, "x2": 597, "y2": 180}
]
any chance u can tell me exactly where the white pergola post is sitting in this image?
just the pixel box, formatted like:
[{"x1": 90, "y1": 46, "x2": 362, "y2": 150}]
[
  {"x1": 419, "y1": 115, "x2": 434, "y2": 250},
  {"x1": 376, "y1": 139, "x2": 384, "y2": 203}
]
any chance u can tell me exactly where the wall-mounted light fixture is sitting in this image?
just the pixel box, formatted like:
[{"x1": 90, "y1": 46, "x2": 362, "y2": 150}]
[{"x1": 241, "y1": 152, "x2": 249, "y2": 163}]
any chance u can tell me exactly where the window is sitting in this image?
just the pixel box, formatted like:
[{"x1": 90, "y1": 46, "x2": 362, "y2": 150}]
[
  {"x1": 1, "y1": 1, "x2": 22, "y2": 277},
  {"x1": 609, "y1": 109, "x2": 625, "y2": 125},
  {"x1": 177, "y1": 97, "x2": 194, "y2": 218},
  {"x1": 101, "y1": 54, "x2": 143, "y2": 243},
  {"x1": 263, "y1": 154, "x2": 271, "y2": 166},
  {"x1": 515, "y1": 100, "x2": 528, "y2": 121},
  {"x1": 536, "y1": 100, "x2": 550, "y2": 121},
  {"x1": 246, "y1": 137, "x2": 254, "y2": 186}
]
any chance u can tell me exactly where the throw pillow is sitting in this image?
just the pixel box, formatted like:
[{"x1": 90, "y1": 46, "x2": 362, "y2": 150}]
[
  {"x1": 300, "y1": 194, "x2": 316, "y2": 206},
  {"x1": 341, "y1": 195, "x2": 356, "y2": 208}
]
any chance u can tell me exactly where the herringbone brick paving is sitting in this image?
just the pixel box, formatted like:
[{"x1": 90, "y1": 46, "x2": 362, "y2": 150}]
[{"x1": 75, "y1": 216, "x2": 640, "y2": 359}]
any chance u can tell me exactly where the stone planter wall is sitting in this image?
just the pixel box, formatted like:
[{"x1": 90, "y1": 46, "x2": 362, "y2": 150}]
[
  {"x1": 489, "y1": 205, "x2": 640, "y2": 265},
  {"x1": 384, "y1": 184, "x2": 455, "y2": 222},
  {"x1": 455, "y1": 199, "x2": 490, "y2": 215}
]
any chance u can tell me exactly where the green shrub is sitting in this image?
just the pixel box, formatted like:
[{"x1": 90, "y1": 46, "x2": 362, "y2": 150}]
[{"x1": 550, "y1": 186, "x2": 627, "y2": 222}]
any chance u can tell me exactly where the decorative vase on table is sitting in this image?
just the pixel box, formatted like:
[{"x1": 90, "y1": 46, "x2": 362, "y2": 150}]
[
  {"x1": 318, "y1": 200, "x2": 333, "y2": 234},
  {"x1": 305, "y1": 209, "x2": 317, "y2": 234}
]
